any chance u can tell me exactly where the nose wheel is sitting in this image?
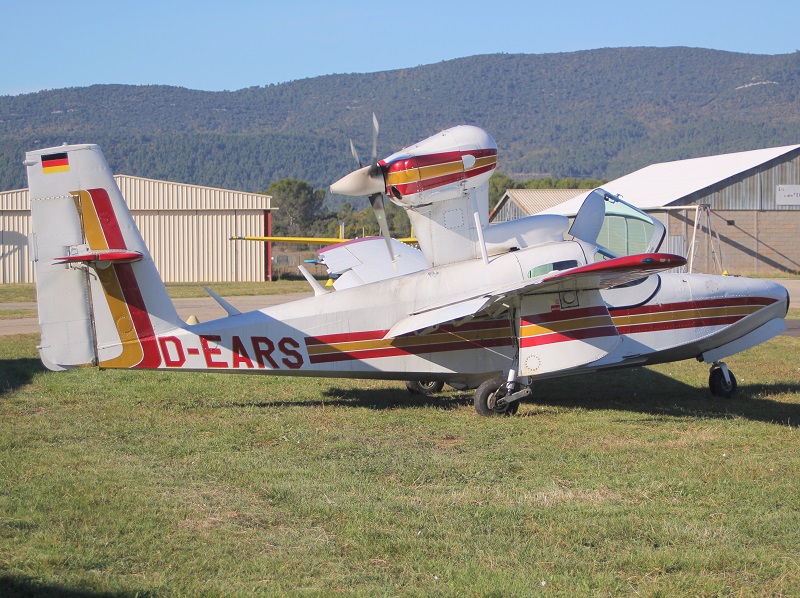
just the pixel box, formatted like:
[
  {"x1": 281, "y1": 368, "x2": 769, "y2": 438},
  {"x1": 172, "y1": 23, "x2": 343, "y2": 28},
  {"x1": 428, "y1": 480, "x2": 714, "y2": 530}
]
[
  {"x1": 709, "y1": 362, "x2": 737, "y2": 398},
  {"x1": 474, "y1": 377, "x2": 529, "y2": 416}
]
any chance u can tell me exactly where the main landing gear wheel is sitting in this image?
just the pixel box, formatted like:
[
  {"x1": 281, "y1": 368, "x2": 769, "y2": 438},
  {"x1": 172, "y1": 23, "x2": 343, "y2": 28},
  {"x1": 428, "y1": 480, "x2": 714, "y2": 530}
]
[
  {"x1": 709, "y1": 365, "x2": 737, "y2": 398},
  {"x1": 406, "y1": 380, "x2": 445, "y2": 396},
  {"x1": 474, "y1": 377, "x2": 521, "y2": 417}
]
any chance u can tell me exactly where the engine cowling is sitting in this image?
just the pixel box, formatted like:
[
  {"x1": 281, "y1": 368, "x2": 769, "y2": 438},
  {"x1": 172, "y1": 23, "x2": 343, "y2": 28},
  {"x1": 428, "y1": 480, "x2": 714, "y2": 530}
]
[
  {"x1": 329, "y1": 124, "x2": 500, "y2": 268},
  {"x1": 330, "y1": 125, "x2": 497, "y2": 207},
  {"x1": 381, "y1": 125, "x2": 497, "y2": 206}
]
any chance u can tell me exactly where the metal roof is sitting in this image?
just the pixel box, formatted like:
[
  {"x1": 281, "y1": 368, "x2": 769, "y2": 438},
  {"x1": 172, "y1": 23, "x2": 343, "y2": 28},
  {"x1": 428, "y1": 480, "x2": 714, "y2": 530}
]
[
  {"x1": 542, "y1": 144, "x2": 800, "y2": 216},
  {"x1": 492, "y1": 189, "x2": 583, "y2": 219},
  {"x1": 0, "y1": 175, "x2": 273, "y2": 211}
]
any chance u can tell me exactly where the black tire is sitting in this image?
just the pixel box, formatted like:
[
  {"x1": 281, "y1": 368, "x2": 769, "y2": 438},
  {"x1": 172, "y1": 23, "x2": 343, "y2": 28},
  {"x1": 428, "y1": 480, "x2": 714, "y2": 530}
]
[
  {"x1": 405, "y1": 380, "x2": 445, "y2": 396},
  {"x1": 709, "y1": 367, "x2": 737, "y2": 398},
  {"x1": 474, "y1": 377, "x2": 521, "y2": 416}
]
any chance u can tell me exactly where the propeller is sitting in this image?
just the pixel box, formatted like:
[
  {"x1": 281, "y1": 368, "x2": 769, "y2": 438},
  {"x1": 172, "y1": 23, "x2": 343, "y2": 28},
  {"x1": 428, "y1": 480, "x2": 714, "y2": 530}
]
[{"x1": 331, "y1": 113, "x2": 394, "y2": 261}]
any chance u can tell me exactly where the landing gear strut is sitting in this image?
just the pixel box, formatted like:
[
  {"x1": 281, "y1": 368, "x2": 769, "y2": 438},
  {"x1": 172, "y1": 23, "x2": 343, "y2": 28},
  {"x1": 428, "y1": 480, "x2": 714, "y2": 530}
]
[
  {"x1": 708, "y1": 361, "x2": 737, "y2": 398},
  {"x1": 473, "y1": 377, "x2": 530, "y2": 416}
]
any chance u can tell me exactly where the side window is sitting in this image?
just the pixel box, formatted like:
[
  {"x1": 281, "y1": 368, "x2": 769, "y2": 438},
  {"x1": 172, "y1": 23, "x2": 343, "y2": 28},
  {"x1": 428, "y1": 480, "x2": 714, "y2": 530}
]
[{"x1": 528, "y1": 259, "x2": 580, "y2": 278}]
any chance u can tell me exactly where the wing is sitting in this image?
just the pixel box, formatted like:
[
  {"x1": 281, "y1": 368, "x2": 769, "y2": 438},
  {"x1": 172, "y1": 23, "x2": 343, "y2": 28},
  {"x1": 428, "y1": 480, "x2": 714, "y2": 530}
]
[
  {"x1": 318, "y1": 237, "x2": 428, "y2": 290},
  {"x1": 385, "y1": 253, "x2": 686, "y2": 338}
]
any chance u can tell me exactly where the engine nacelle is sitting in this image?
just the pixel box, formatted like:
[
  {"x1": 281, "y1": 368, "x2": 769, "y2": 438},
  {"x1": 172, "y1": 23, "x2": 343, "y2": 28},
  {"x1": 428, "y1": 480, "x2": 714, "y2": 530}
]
[
  {"x1": 381, "y1": 125, "x2": 497, "y2": 206},
  {"x1": 328, "y1": 123, "x2": 501, "y2": 267}
]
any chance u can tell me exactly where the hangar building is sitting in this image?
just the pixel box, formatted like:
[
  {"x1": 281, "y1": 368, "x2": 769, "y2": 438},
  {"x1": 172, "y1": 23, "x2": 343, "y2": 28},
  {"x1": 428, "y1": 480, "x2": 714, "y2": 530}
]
[
  {"x1": 490, "y1": 189, "x2": 584, "y2": 222},
  {"x1": 0, "y1": 175, "x2": 273, "y2": 284},
  {"x1": 492, "y1": 145, "x2": 800, "y2": 275}
]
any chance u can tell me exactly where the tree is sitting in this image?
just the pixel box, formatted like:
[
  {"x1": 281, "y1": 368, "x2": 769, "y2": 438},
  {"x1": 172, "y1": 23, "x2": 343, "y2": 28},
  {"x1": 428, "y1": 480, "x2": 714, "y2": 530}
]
[
  {"x1": 267, "y1": 178, "x2": 327, "y2": 236},
  {"x1": 489, "y1": 171, "x2": 524, "y2": 210}
]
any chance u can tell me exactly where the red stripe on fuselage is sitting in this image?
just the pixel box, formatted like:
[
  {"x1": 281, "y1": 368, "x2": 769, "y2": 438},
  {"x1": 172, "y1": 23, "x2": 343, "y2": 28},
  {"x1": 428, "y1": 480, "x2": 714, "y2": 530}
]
[
  {"x1": 521, "y1": 305, "x2": 609, "y2": 326},
  {"x1": 614, "y1": 315, "x2": 746, "y2": 336},
  {"x1": 307, "y1": 337, "x2": 512, "y2": 364},
  {"x1": 304, "y1": 319, "x2": 512, "y2": 364},
  {"x1": 305, "y1": 319, "x2": 510, "y2": 346},
  {"x1": 519, "y1": 326, "x2": 619, "y2": 348},
  {"x1": 609, "y1": 297, "x2": 777, "y2": 317}
]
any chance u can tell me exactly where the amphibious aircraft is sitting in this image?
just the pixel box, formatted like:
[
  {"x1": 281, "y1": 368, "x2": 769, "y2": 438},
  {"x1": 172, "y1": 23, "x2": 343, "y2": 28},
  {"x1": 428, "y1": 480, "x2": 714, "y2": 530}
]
[{"x1": 25, "y1": 123, "x2": 789, "y2": 415}]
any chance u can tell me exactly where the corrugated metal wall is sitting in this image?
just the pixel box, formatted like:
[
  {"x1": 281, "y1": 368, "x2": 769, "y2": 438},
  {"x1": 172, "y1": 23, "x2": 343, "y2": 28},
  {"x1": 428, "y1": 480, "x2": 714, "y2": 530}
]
[
  {"x1": 705, "y1": 153, "x2": 800, "y2": 211},
  {"x1": 0, "y1": 177, "x2": 271, "y2": 283},
  {"x1": 0, "y1": 188, "x2": 34, "y2": 283}
]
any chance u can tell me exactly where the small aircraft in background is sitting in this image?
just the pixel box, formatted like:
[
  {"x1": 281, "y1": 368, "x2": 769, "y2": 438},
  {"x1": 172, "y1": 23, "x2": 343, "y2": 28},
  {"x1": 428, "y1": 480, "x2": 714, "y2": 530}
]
[{"x1": 24, "y1": 121, "x2": 789, "y2": 415}]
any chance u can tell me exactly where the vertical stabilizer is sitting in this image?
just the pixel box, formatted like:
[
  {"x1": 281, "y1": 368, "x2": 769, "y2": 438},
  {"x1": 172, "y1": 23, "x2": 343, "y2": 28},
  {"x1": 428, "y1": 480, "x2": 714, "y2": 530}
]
[{"x1": 26, "y1": 144, "x2": 182, "y2": 370}]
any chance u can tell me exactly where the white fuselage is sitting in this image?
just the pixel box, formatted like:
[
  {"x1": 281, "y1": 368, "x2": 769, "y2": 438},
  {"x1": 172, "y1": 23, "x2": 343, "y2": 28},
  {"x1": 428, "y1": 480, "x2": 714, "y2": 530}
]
[{"x1": 147, "y1": 244, "x2": 789, "y2": 387}]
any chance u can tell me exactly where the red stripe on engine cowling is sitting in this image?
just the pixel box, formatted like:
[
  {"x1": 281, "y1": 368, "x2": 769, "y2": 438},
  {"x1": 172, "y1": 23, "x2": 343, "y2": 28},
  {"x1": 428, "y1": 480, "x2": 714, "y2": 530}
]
[
  {"x1": 382, "y1": 148, "x2": 497, "y2": 173},
  {"x1": 384, "y1": 148, "x2": 497, "y2": 196}
]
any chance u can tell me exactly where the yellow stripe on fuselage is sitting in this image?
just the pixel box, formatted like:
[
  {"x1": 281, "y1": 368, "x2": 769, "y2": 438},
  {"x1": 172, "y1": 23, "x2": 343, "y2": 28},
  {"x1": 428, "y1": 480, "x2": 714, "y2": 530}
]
[
  {"x1": 306, "y1": 326, "x2": 510, "y2": 356},
  {"x1": 520, "y1": 315, "x2": 613, "y2": 338},
  {"x1": 611, "y1": 305, "x2": 761, "y2": 327}
]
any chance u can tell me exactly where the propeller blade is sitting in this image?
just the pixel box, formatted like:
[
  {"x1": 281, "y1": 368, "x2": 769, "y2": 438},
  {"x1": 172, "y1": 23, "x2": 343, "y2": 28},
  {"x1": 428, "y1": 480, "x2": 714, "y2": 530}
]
[
  {"x1": 349, "y1": 139, "x2": 362, "y2": 168},
  {"x1": 369, "y1": 192, "x2": 394, "y2": 261},
  {"x1": 371, "y1": 113, "x2": 379, "y2": 167}
]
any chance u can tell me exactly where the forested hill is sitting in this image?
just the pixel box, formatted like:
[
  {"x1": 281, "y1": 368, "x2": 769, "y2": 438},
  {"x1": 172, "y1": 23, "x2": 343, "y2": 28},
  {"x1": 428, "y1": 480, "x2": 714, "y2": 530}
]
[{"x1": 2, "y1": 47, "x2": 800, "y2": 192}]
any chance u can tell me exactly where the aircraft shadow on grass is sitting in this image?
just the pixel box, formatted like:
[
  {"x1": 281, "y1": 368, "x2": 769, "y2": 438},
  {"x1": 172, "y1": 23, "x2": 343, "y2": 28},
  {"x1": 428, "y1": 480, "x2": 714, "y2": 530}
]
[
  {"x1": 0, "y1": 358, "x2": 45, "y2": 396},
  {"x1": 2, "y1": 354, "x2": 796, "y2": 427},
  {"x1": 526, "y1": 368, "x2": 800, "y2": 427},
  {"x1": 233, "y1": 367, "x2": 800, "y2": 428},
  {"x1": 0, "y1": 575, "x2": 141, "y2": 598}
]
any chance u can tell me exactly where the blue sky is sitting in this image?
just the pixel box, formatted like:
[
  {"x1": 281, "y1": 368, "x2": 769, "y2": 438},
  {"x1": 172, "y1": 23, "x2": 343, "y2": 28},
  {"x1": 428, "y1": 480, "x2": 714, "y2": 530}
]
[{"x1": 2, "y1": 0, "x2": 798, "y2": 97}]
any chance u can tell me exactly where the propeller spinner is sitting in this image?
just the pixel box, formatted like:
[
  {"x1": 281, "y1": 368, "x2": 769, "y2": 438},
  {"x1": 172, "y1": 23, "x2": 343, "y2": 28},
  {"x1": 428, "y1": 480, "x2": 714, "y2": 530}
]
[{"x1": 330, "y1": 114, "x2": 395, "y2": 260}]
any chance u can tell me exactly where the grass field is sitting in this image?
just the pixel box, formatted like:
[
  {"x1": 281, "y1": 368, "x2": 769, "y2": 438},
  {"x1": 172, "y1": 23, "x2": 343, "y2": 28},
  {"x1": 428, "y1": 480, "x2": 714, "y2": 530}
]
[
  {"x1": 1, "y1": 329, "x2": 798, "y2": 596},
  {"x1": 0, "y1": 281, "x2": 312, "y2": 304}
]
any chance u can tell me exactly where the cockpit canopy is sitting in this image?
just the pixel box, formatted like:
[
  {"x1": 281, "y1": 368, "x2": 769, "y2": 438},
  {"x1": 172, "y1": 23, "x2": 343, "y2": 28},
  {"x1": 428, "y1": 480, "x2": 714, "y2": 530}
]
[{"x1": 569, "y1": 189, "x2": 665, "y2": 258}]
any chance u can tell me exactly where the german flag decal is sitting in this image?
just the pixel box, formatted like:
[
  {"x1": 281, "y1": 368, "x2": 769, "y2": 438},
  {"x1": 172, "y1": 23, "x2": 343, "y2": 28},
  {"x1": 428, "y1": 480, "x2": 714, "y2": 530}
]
[{"x1": 42, "y1": 152, "x2": 69, "y2": 174}]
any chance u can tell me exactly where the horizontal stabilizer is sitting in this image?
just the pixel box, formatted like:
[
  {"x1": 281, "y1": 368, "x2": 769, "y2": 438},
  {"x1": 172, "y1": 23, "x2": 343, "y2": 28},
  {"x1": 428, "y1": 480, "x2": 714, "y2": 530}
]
[
  {"x1": 53, "y1": 249, "x2": 143, "y2": 265},
  {"x1": 318, "y1": 237, "x2": 427, "y2": 290}
]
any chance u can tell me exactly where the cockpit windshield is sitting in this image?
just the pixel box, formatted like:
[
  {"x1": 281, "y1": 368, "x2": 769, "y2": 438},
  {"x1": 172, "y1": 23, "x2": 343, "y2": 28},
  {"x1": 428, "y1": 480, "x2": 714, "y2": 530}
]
[{"x1": 569, "y1": 189, "x2": 665, "y2": 260}]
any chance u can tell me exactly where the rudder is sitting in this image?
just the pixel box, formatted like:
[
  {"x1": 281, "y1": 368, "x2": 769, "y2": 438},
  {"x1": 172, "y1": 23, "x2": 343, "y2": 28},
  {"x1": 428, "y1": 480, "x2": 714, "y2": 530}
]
[{"x1": 26, "y1": 144, "x2": 183, "y2": 370}]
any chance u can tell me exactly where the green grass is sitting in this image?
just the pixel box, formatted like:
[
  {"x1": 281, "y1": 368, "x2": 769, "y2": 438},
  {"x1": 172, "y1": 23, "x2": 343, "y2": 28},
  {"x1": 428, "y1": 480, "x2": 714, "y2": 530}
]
[
  {"x1": 1, "y1": 334, "x2": 798, "y2": 595},
  {"x1": 0, "y1": 282, "x2": 310, "y2": 303},
  {"x1": 0, "y1": 309, "x2": 37, "y2": 320},
  {"x1": 0, "y1": 285, "x2": 36, "y2": 303},
  {"x1": 164, "y1": 280, "x2": 310, "y2": 299}
]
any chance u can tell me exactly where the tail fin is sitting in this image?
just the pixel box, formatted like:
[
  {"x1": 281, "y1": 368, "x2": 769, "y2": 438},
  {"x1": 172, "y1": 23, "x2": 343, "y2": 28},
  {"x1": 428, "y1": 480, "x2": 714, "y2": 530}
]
[{"x1": 25, "y1": 144, "x2": 183, "y2": 370}]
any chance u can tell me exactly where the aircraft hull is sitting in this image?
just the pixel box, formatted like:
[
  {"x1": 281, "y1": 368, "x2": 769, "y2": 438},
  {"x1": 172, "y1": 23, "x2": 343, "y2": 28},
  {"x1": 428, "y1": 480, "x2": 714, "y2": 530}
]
[{"x1": 129, "y1": 271, "x2": 788, "y2": 390}]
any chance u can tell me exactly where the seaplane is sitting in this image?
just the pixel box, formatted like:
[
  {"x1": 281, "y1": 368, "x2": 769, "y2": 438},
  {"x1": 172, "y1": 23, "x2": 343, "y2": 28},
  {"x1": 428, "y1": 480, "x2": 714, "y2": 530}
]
[{"x1": 24, "y1": 120, "x2": 789, "y2": 415}]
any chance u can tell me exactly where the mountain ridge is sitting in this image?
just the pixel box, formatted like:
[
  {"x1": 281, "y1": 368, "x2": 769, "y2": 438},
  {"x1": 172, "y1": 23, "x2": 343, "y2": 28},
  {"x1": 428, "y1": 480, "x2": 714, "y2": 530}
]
[{"x1": 2, "y1": 47, "x2": 799, "y2": 191}]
